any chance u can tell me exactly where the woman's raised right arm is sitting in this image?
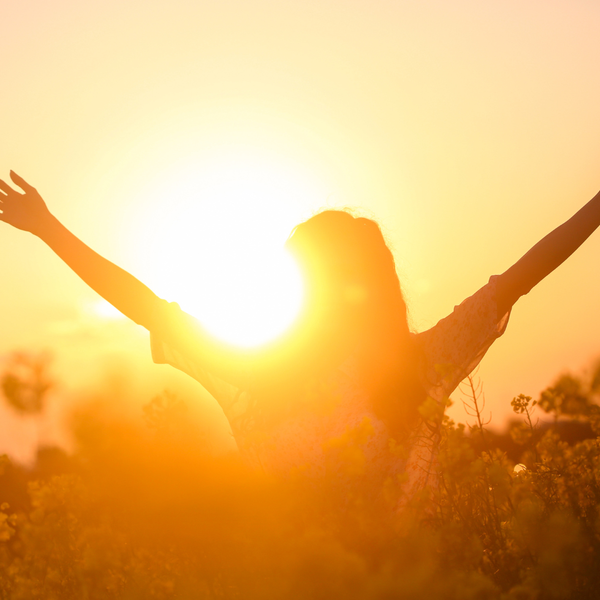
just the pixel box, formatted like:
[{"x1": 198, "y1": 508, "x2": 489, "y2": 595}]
[{"x1": 0, "y1": 171, "x2": 164, "y2": 330}]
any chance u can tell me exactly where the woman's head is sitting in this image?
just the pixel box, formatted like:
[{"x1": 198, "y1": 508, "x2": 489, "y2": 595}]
[{"x1": 285, "y1": 210, "x2": 409, "y2": 350}]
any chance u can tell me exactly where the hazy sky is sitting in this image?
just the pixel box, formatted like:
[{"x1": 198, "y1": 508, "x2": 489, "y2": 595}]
[{"x1": 2, "y1": 0, "x2": 600, "y2": 461}]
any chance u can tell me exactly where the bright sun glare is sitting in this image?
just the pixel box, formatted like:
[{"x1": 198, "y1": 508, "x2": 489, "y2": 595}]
[{"x1": 125, "y1": 149, "x2": 326, "y2": 348}]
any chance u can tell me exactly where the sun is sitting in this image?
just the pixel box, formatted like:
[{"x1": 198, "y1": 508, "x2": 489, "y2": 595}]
[{"x1": 124, "y1": 148, "x2": 327, "y2": 348}]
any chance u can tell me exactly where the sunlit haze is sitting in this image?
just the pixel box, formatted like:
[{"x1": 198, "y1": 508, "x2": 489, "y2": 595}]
[{"x1": 1, "y1": 0, "x2": 600, "y2": 462}]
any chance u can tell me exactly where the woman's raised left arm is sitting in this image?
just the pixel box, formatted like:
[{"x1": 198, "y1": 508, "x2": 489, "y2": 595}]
[
  {"x1": 496, "y1": 190, "x2": 600, "y2": 316},
  {"x1": 0, "y1": 171, "x2": 164, "y2": 330}
]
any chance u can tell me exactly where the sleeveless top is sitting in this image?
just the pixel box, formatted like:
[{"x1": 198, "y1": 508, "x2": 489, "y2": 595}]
[{"x1": 150, "y1": 276, "x2": 511, "y2": 504}]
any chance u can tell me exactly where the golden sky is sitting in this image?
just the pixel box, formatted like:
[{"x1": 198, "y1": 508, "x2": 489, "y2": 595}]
[{"x1": 1, "y1": 0, "x2": 600, "y2": 460}]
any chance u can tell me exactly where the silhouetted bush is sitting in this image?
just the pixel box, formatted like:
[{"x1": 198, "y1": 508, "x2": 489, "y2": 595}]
[{"x1": 1, "y1": 357, "x2": 600, "y2": 599}]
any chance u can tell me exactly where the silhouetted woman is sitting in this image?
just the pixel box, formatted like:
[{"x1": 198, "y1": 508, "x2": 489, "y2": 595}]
[{"x1": 1, "y1": 170, "x2": 600, "y2": 504}]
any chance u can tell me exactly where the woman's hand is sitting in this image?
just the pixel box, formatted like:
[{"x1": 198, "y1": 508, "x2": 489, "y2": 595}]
[{"x1": 0, "y1": 171, "x2": 53, "y2": 237}]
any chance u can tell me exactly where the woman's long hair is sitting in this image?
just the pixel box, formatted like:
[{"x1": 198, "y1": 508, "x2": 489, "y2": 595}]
[{"x1": 246, "y1": 210, "x2": 424, "y2": 439}]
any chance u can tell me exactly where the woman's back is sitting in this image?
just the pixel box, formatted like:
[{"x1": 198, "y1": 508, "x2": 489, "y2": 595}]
[{"x1": 151, "y1": 273, "x2": 510, "y2": 506}]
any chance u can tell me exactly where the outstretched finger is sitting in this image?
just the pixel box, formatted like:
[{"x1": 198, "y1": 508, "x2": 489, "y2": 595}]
[
  {"x1": 9, "y1": 171, "x2": 36, "y2": 193},
  {"x1": 0, "y1": 179, "x2": 16, "y2": 195}
]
